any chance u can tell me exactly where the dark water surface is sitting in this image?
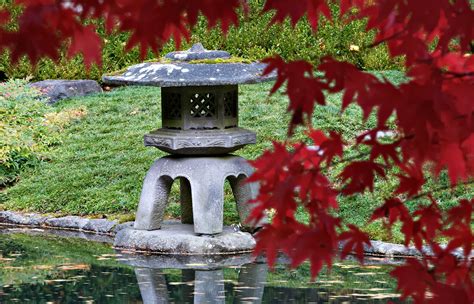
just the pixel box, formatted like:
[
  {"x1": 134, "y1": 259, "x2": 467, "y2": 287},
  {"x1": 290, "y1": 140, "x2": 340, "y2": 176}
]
[{"x1": 0, "y1": 228, "x2": 406, "y2": 303}]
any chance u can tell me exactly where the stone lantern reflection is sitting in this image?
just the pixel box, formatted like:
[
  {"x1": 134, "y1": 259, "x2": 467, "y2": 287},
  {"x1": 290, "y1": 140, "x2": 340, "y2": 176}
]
[
  {"x1": 118, "y1": 252, "x2": 268, "y2": 304},
  {"x1": 103, "y1": 44, "x2": 274, "y2": 253}
]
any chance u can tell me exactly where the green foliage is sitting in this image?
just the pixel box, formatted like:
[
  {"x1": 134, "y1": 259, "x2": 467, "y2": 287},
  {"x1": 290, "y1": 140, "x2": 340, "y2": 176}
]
[
  {"x1": 0, "y1": 79, "x2": 87, "y2": 186},
  {"x1": 0, "y1": 0, "x2": 403, "y2": 81},
  {"x1": 0, "y1": 79, "x2": 52, "y2": 185}
]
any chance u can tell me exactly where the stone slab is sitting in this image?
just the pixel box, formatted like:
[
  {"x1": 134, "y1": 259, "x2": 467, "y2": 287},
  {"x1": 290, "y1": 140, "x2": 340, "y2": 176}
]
[
  {"x1": 114, "y1": 221, "x2": 256, "y2": 255},
  {"x1": 144, "y1": 127, "x2": 256, "y2": 155},
  {"x1": 31, "y1": 79, "x2": 102, "y2": 104}
]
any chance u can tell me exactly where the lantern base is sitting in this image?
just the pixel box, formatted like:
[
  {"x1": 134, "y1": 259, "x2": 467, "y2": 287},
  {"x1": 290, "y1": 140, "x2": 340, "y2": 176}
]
[
  {"x1": 144, "y1": 127, "x2": 256, "y2": 155},
  {"x1": 114, "y1": 220, "x2": 256, "y2": 255}
]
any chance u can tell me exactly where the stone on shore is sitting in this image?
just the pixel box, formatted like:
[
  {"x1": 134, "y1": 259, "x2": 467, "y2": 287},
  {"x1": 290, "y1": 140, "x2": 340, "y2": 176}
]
[{"x1": 31, "y1": 79, "x2": 102, "y2": 104}]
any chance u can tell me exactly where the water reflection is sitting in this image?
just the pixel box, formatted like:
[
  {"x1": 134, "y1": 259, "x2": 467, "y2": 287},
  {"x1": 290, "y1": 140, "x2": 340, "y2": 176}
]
[
  {"x1": 0, "y1": 229, "x2": 406, "y2": 303},
  {"x1": 132, "y1": 264, "x2": 267, "y2": 304},
  {"x1": 119, "y1": 251, "x2": 268, "y2": 304}
]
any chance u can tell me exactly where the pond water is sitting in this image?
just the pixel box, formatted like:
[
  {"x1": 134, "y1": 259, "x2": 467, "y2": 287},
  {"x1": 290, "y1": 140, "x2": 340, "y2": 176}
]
[{"x1": 0, "y1": 228, "x2": 407, "y2": 303}]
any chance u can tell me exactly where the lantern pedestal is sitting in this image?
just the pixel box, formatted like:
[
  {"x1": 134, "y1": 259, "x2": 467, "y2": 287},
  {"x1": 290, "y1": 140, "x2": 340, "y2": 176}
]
[{"x1": 132, "y1": 155, "x2": 260, "y2": 235}]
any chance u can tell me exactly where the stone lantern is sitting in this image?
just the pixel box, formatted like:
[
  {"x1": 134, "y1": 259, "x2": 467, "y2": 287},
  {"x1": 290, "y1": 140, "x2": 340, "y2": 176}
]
[{"x1": 103, "y1": 44, "x2": 275, "y2": 254}]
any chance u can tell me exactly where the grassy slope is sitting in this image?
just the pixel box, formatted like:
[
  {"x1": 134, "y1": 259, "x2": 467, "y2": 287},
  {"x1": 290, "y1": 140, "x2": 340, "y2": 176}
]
[{"x1": 3, "y1": 72, "x2": 472, "y2": 242}]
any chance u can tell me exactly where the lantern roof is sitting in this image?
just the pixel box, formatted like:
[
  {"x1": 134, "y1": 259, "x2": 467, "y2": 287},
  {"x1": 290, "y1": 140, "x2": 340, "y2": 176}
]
[{"x1": 102, "y1": 43, "x2": 276, "y2": 87}]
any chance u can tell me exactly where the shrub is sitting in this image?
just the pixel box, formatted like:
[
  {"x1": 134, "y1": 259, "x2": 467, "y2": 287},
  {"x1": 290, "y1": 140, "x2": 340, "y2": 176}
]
[
  {"x1": 0, "y1": 0, "x2": 403, "y2": 82},
  {"x1": 0, "y1": 79, "x2": 86, "y2": 186}
]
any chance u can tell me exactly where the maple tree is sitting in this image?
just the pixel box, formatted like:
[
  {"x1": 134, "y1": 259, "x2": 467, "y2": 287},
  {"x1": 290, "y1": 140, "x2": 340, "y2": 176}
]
[{"x1": 1, "y1": 0, "x2": 473, "y2": 303}]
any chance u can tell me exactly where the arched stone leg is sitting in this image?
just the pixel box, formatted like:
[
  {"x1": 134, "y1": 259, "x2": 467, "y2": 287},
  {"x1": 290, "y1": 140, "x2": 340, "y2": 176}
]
[
  {"x1": 190, "y1": 178, "x2": 225, "y2": 235},
  {"x1": 228, "y1": 158, "x2": 266, "y2": 231},
  {"x1": 179, "y1": 177, "x2": 193, "y2": 224},
  {"x1": 134, "y1": 159, "x2": 173, "y2": 230},
  {"x1": 134, "y1": 268, "x2": 170, "y2": 304},
  {"x1": 228, "y1": 174, "x2": 260, "y2": 230}
]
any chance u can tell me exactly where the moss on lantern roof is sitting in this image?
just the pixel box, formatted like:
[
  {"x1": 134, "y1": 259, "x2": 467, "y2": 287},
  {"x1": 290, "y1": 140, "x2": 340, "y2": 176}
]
[{"x1": 105, "y1": 57, "x2": 255, "y2": 78}]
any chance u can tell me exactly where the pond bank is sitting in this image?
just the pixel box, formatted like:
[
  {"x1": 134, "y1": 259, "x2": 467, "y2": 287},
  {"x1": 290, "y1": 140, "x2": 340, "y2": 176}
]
[{"x1": 2, "y1": 210, "x2": 470, "y2": 259}]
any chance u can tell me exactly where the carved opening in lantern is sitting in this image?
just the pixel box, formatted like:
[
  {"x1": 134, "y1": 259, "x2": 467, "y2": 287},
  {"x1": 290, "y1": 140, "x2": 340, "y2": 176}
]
[{"x1": 161, "y1": 85, "x2": 238, "y2": 130}]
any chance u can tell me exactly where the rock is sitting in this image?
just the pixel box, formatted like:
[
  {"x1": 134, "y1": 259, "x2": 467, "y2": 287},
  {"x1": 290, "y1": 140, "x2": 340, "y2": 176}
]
[
  {"x1": 362, "y1": 240, "x2": 473, "y2": 260},
  {"x1": 82, "y1": 219, "x2": 117, "y2": 234},
  {"x1": 0, "y1": 211, "x2": 46, "y2": 226},
  {"x1": 113, "y1": 221, "x2": 134, "y2": 233},
  {"x1": 44, "y1": 216, "x2": 90, "y2": 230},
  {"x1": 31, "y1": 79, "x2": 102, "y2": 104},
  {"x1": 0, "y1": 227, "x2": 114, "y2": 244},
  {"x1": 114, "y1": 221, "x2": 256, "y2": 255},
  {"x1": 365, "y1": 241, "x2": 422, "y2": 257}
]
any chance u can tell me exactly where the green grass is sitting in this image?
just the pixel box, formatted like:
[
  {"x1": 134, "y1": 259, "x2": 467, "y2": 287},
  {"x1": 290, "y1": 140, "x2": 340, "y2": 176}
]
[{"x1": 3, "y1": 72, "x2": 472, "y2": 243}]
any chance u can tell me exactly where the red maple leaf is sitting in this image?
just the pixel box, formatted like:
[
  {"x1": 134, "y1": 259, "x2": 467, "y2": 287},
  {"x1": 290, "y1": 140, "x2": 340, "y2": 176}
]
[
  {"x1": 400, "y1": 201, "x2": 442, "y2": 250},
  {"x1": 308, "y1": 129, "x2": 344, "y2": 165},
  {"x1": 0, "y1": 10, "x2": 10, "y2": 25},
  {"x1": 253, "y1": 220, "x2": 294, "y2": 268},
  {"x1": 400, "y1": 218, "x2": 424, "y2": 250},
  {"x1": 390, "y1": 259, "x2": 435, "y2": 303},
  {"x1": 286, "y1": 213, "x2": 340, "y2": 278},
  {"x1": 370, "y1": 198, "x2": 411, "y2": 225},
  {"x1": 340, "y1": 161, "x2": 386, "y2": 195},
  {"x1": 263, "y1": 0, "x2": 331, "y2": 31},
  {"x1": 3, "y1": 4, "x2": 61, "y2": 64},
  {"x1": 431, "y1": 246, "x2": 472, "y2": 289},
  {"x1": 395, "y1": 164, "x2": 425, "y2": 198},
  {"x1": 446, "y1": 199, "x2": 473, "y2": 227},
  {"x1": 412, "y1": 200, "x2": 442, "y2": 241},
  {"x1": 262, "y1": 56, "x2": 326, "y2": 132},
  {"x1": 443, "y1": 223, "x2": 473, "y2": 258},
  {"x1": 318, "y1": 57, "x2": 381, "y2": 118},
  {"x1": 435, "y1": 143, "x2": 469, "y2": 185},
  {"x1": 338, "y1": 224, "x2": 371, "y2": 263},
  {"x1": 357, "y1": 128, "x2": 400, "y2": 165},
  {"x1": 429, "y1": 283, "x2": 473, "y2": 304},
  {"x1": 68, "y1": 24, "x2": 102, "y2": 68}
]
